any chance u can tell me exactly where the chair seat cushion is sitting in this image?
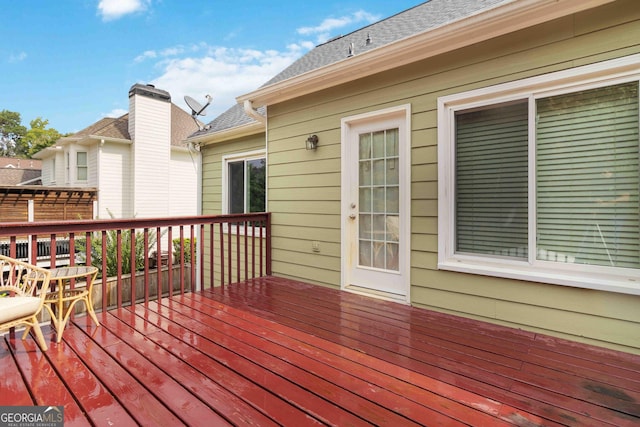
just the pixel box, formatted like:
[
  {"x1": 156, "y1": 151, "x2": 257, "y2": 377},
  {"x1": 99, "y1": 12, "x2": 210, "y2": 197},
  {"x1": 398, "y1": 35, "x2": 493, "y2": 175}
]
[{"x1": 0, "y1": 297, "x2": 41, "y2": 323}]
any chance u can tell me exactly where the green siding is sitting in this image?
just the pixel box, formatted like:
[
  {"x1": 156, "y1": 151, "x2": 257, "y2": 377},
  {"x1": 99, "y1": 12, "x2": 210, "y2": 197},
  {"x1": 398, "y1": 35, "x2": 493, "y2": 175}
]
[
  {"x1": 262, "y1": 1, "x2": 640, "y2": 354},
  {"x1": 200, "y1": 134, "x2": 267, "y2": 286},
  {"x1": 201, "y1": 134, "x2": 266, "y2": 215}
]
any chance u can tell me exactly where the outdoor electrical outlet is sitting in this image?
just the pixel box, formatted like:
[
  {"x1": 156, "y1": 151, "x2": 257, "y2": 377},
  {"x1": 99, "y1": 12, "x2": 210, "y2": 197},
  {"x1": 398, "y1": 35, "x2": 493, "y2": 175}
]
[{"x1": 312, "y1": 241, "x2": 320, "y2": 253}]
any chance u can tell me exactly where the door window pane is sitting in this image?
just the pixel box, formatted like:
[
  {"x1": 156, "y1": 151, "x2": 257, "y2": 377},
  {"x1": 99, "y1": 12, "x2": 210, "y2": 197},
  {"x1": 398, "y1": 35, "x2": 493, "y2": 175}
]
[{"x1": 358, "y1": 128, "x2": 400, "y2": 271}]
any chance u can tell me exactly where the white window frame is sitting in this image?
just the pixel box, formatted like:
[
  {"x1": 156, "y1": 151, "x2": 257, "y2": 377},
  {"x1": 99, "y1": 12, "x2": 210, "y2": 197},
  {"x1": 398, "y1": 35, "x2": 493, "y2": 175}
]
[
  {"x1": 438, "y1": 53, "x2": 640, "y2": 295},
  {"x1": 51, "y1": 158, "x2": 56, "y2": 184},
  {"x1": 221, "y1": 149, "x2": 267, "y2": 234},
  {"x1": 76, "y1": 151, "x2": 88, "y2": 182},
  {"x1": 65, "y1": 151, "x2": 70, "y2": 184}
]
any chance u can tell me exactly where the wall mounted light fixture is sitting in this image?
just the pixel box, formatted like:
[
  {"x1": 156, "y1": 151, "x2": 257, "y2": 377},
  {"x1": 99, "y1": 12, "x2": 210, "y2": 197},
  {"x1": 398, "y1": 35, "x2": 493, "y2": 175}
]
[{"x1": 305, "y1": 134, "x2": 319, "y2": 150}]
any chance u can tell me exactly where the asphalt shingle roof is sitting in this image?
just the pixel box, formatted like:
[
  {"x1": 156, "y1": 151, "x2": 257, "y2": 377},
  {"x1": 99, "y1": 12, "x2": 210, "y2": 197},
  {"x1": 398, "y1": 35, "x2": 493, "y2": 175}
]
[
  {"x1": 69, "y1": 103, "x2": 199, "y2": 147},
  {"x1": 263, "y1": 0, "x2": 510, "y2": 86},
  {"x1": 74, "y1": 115, "x2": 130, "y2": 140},
  {"x1": 196, "y1": 0, "x2": 511, "y2": 137}
]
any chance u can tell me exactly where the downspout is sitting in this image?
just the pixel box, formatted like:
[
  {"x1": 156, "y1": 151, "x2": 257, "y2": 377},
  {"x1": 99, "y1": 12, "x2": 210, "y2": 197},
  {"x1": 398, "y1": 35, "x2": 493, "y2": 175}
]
[
  {"x1": 242, "y1": 99, "x2": 268, "y2": 212},
  {"x1": 97, "y1": 139, "x2": 104, "y2": 219},
  {"x1": 243, "y1": 100, "x2": 266, "y2": 124}
]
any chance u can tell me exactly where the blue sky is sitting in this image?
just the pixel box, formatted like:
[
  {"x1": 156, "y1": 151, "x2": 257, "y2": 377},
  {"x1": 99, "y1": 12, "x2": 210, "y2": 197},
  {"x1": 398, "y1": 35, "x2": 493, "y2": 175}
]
[{"x1": 1, "y1": 0, "x2": 421, "y2": 135}]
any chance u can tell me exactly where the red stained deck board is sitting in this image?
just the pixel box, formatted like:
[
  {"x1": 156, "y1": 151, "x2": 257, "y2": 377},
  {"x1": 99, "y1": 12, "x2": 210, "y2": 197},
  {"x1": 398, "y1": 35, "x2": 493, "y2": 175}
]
[
  {"x1": 206, "y1": 279, "x2": 636, "y2": 427},
  {"x1": 8, "y1": 333, "x2": 90, "y2": 426},
  {"x1": 126, "y1": 304, "x2": 343, "y2": 426},
  {"x1": 525, "y1": 347, "x2": 640, "y2": 388},
  {"x1": 136, "y1": 300, "x2": 370, "y2": 425},
  {"x1": 255, "y1": 279, "x2": 640, "y2": 390},
  {"x1": 219, "y1": 283, "x2": 527, "y2": 371},
  {"x1": 130, "y1": 303, "x2": 366, "y2": 426},
  {"x1": 4, "y1": 276, "x2": 640, "y2": 427},
  {"x1": 0, "y1": 338, "x2": 38, "y2": 406},
  {"x1": 215, "y1": 283, "x2": 640, "y2": 422},
  {"x1": 61, "y1": 325, "x2": 184, "y2": 427},
  {"x1": 92, "y1": 329, "x2": 234, "y2": 426},
  {"x1": 27, "y1": 324, "x2": 135, "y2": 426},
  {"x1": 210, "y1": 279, "x2": 532, "y2": 364},
  {"x1": 142, "y1": 299, "x2": 409, "y2": 426},
  {"x1": 177, "y1": 292, "x2": 538, "y2": 427},
  {"x1": 101, "y1": 309, "x2": 288, "y2": 426},
  {"x1": 264, "y1": 276, "x2": 539, "y2": 345},
  {"x1": 164, "y1": 295, "x2": 473, "y2": 427},
  {"x1": 185, "y1": 295, "x2": 591, "y2": 425}
]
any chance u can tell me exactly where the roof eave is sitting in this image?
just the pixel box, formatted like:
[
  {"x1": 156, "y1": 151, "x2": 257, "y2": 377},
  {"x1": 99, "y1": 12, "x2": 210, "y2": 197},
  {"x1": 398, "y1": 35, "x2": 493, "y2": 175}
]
[
  {"x1": 186, "y1": 121, "x2": 264, "y2": 146},
  {"x1": 88, "y1": 135, "x2": 132, "y2": 145},
  {"x1": 238, "y1": 0, "x2": 614, "y2": 107}
]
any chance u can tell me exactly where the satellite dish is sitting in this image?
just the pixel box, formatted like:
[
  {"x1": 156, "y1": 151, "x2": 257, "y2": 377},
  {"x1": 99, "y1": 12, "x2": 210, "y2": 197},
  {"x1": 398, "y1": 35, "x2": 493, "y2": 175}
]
[{"x1": 184, "y1": 94, "x2": 212, "y2": 117}]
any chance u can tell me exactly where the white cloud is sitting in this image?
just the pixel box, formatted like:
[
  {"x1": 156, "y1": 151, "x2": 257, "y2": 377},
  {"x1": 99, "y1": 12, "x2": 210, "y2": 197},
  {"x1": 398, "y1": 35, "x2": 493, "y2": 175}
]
[
  {"x1": 8, "y1": 51, "x2": 27, "y2": 63},
  {"x1": 150, "y1": 44, "x2": 303, "y2": 120},
  {"x1": 98, "y1": 0, "x2": 150, "y2": 21},
  {"x1": 134, "y1": 45, "x2": 189, "y2": 63},
  {"x1": 103, "y1": 108, "x2": 127, "y2": 118},
  {"x1": 134, "y1": 50, "x2": 157, "y2": 63},
  {"x1": 138, "y1": 9, "x2": 380, "y2": 121},
  {"x1": 296, "y1": 10, "x2": 380, "y2": 43}
]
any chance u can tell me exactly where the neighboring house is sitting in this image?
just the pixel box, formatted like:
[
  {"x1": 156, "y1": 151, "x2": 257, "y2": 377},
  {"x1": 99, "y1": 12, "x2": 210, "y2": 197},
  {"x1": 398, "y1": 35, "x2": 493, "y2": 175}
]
[
  {"x1": 0, "y1": 157, "x2": 42, "y2": 186},
  {"x1": 34, "y1": 84, "x2": 201, "y2": 219},
  {"x1": 188, "y1": 0, "x2": 640, "y2": 353}
]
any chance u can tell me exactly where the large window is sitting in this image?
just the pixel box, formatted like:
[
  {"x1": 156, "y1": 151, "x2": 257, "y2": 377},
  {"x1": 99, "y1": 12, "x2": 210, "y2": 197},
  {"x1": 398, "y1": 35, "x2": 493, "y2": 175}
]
[
  {"x1": 223, "y1": 152, "x2": 266, "y2": 214},
  {"x1": 438, "y1": 55, "x2": 640, "y2": 294}
]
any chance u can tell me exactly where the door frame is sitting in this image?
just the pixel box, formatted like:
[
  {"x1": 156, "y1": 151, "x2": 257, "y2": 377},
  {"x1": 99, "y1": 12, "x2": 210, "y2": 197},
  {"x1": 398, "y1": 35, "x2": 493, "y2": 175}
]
[{"x1": 340, "y1": 104, "x2": 411, "y2": 303}]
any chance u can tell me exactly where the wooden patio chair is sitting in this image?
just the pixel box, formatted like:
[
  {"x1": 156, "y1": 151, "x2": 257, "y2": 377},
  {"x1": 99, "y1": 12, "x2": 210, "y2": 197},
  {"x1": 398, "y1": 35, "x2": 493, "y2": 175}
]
[{"x1": 0, "y1": 255, "x2": 51, "y2": 351}]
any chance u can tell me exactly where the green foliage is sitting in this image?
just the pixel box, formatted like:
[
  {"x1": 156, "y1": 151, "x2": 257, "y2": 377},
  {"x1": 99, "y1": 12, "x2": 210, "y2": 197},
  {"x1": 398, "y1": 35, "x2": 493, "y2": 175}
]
[
  {"x1": 0, "y1": 110, "x2": 27, "y2": 157},
  {"x1": 23, "y1": 118, "x2": 62, "y2": 158},
  {"x1": 173, "y1": 238, "x2": 195, "y2": 264},
  {"x1": 0, "y1": 110, "x2": 62, "y2": 158},
  {"x1": 77, "y1": 229, "x2": 157, "y2": 277}
]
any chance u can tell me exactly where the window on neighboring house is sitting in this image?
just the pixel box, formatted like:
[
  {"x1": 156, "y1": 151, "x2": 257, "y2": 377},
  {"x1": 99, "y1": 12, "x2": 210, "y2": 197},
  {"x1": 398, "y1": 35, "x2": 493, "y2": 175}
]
[
  {"x1": 438, "y1": 55, "x2": 640, "y2": 293},
  {"x1": 65, "y1": 152, "x2": 70, "y2": 183},
  {"x1": 224, "y1": 152, "x2": 266, "y2": 214},
  {"x1": 77, "y1": 151, "x2": 88, "y2": 181},
  {"x1": 51, "y1": 158, "x2": 56, "y2": 183}
]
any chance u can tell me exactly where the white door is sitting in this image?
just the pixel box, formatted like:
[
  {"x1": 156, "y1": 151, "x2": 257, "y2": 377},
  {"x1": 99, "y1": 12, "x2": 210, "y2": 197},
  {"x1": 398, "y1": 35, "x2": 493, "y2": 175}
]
[{"x1": 341, "y1": 106, "x2": 410, "y2": 300}]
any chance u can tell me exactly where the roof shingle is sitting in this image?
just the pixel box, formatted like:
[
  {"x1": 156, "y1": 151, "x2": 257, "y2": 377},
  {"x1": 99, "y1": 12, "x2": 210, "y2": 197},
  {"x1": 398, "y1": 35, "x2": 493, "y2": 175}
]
[{"x1": 196, "y1": 0, "x2": 511, "y2": 136}]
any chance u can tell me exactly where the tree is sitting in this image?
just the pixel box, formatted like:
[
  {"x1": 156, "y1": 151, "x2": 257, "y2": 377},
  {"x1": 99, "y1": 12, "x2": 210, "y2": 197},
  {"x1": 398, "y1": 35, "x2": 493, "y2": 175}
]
[
  {"x1": 0, "y1": 110, "x2": 27, "y2": 157},
  {"x1": 0, "y1": 110, "x2": 63, "y2": 158},
  {"x1": 22, "y1": 118, "x2": 62, "y2": 158}
]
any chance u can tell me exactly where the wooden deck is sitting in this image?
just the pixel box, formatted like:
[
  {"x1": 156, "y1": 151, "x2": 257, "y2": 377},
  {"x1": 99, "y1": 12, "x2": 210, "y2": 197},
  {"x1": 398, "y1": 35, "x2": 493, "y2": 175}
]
[{"x1": 2, "y1": 276, "x2": 640, "y2": 426}]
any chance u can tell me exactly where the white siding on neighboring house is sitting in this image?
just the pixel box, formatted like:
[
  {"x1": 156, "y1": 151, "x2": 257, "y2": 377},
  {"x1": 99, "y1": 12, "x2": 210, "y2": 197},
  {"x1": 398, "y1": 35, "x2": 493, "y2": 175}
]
[
  {"x1": 40, "y1": 158, "x2": 53, "y2": 185},
  {"x1": 169, "y1": 149, "x2": 199, "y2": 217},
  {"x1": 97, "y1": 143, "x2": 132, "y2": 219},
  {"x1": 129, "y1": 92, "x2": 171, "y2": 218},
  {"x1": 39, "y1": 151, "x2": 65, "y2": 185}
]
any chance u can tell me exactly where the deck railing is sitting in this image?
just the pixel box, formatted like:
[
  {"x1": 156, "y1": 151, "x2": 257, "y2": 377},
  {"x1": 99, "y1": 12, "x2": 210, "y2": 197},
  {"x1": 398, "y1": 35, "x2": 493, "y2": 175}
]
[{"x1": 0, "y1": 213, "x2": 271, "y2": 312}]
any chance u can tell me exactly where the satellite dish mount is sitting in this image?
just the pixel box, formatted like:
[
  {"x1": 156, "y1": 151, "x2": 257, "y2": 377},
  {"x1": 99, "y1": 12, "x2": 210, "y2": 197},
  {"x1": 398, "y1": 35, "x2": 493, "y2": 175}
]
[{"x1": 184, "y1": 94, "x2": 212, "y2": 130}]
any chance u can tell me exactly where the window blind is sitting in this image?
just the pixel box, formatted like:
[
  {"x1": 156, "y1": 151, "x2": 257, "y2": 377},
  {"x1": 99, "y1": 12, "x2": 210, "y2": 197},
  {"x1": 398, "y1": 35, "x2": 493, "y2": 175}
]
[
  {"x1": 536, "y1": 82, "x2": 640, "y2": 268},
  {"x1": 455, "y1": 102, "x2": 529, "y2": 257}
]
